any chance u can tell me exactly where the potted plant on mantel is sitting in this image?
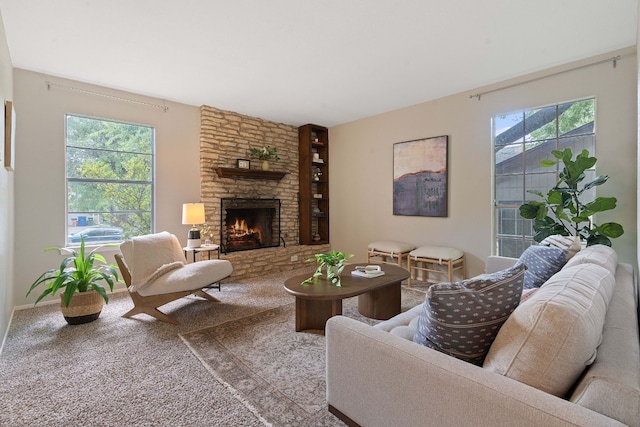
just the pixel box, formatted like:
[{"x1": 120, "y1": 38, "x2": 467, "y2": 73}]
[
  {"x1": 519, "y1": 148, "x2": 624, "y2": 247},
  {"x1": 249, "y1": 145, "x2": 280, "y2": 171},
  {"x1": 302, "y1": 250, "x2": 353, "y2": 287},
  {"x1": 27, "y1": 236, "x2": 120, "y2": 325}
]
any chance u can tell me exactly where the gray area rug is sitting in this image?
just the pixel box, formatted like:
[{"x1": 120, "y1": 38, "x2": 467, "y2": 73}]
[
  {"x1": 180, "y1": 284, "x2": 427, "y2": 427},
  {"x1": 0, "y1": 267, "x2": 426, "y2": 426}
]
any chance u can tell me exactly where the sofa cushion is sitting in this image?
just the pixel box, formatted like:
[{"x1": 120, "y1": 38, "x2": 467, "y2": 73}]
[
  {"x1": 516, "y1": 245, "x2": 567, "y2": 290},
  {"x1": 539, "y1": 235, "x2": 581, "y2": 259},
  {"x1": 483, "y1": 263, "x2": 616, "y2": 397},
  {"x1": 564, "y1": 244, "x2": 618, "y2": 275},
  {"x1": 412, "y1": 264, "x2": 526, "y2": 365}
]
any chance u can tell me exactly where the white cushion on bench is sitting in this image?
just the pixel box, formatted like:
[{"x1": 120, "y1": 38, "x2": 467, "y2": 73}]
[
  {"x1": 409, "y1": 246, "x2": 463, "y2": 261},
  {"x1": 368, "y1": 240, "x2": 416, "y2": 255}
]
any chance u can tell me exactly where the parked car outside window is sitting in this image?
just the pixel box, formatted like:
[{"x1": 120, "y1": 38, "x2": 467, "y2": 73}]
[{"x1": 68, "y1": 226, "x2": 124, "y2": 244}]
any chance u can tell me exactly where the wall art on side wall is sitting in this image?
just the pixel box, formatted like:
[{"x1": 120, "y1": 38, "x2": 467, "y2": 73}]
[
  {"x1": 393, "y1": 135, "x2": 448, "y2": 217},
  {"x1": 4, "y1": 100, "x2": 15, "y2": 171}
]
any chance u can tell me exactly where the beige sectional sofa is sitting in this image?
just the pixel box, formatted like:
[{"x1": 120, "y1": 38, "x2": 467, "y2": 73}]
[{"x1": 326, "y1": 245, "x2": 639, "y2": 426}]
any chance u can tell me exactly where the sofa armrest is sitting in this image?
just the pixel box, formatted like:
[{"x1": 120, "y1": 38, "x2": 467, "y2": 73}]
[
  {"x1": 326, "y1": 316, "x2": 624, "y2": 427},
  {"x1": 486, "y1": 255, "x2": 518, "y2": 274}
]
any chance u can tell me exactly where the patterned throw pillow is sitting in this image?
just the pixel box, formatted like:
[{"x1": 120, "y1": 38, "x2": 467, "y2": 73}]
[
  {"x1": 412, "y1": 264, "x2": 526, "y2": 366},
  {"x1": 516, "y1": 245, "x2": 568, "y2": 290}
]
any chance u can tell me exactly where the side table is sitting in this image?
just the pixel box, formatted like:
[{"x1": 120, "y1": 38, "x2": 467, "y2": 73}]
[
  {"x1": 183, "y1": 244, "x2": 221, "y2": 263},
  {"x1": 183, "y1": 244, "x2": 223, "y2": 291}
]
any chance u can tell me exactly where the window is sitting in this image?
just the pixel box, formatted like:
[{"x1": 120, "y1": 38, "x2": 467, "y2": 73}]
[
  {"x1": 66, "y1": 115, "x2": 154, "y2": 245},
  {"x1": 493, "y1": 98, "x2": 595, "y2": 257}
]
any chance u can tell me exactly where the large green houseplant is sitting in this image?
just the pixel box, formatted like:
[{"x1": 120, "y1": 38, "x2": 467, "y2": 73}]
[
  {"x1": 302, "y1": 250, "x2": 353, "y2": 287},
  {"x1": 27, "y1": 236, "x2": 120, "y2": 324},
  {"x1": 519, "y1": 148, "x2": 624, "y2": 247}
]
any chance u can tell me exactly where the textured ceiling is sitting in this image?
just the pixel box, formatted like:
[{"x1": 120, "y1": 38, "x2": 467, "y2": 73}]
[{"x1": 0, "y1": 0, "x2": 637, "y2": 126}]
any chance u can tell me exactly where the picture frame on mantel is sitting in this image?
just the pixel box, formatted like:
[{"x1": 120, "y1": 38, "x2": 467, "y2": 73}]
[
  {"x1": 237, "y1": 158, "x2": 251, "y2": 169},
  {"x1": 393, "y1": 135, "x2": 448, "y2": 217},
  {"x1": 4, "y1": 100, "x2": 15, "y2": 171}
]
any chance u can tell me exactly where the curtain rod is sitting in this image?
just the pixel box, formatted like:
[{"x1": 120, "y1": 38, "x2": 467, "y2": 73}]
[
  {"x1": 46, "y1": 81, "x2": 169, "y2": 112},
  {"x1": 469, "y1": 54, "x2": 623, "y2": 101}
]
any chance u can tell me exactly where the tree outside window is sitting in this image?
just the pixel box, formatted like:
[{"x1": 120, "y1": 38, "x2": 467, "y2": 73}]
[
  {"x1": 66, "y1": 115, "x2": 154, "y2": 244},
  {"x1": 493, "y1": 99, "x2": 595, "y2": 257}
]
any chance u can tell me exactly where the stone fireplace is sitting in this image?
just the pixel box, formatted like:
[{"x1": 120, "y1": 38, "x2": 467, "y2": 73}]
[
  {"x1": 199, "y1": 106, "x2": 330, "y2": 279},
  {"x1": 220, "y1": 198, "x2": 281, "y2": 253}
]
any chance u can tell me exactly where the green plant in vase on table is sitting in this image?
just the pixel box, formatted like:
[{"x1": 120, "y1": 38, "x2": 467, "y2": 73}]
[
  {"x1": 26, "y1": 236, "x2": 120, "y2": 324},
  {"x1": 302, "y1": 250, "x2": 354, "y2": 287}
]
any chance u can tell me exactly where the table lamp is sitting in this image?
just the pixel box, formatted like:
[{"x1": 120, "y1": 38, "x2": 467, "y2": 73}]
[{"x1": 182, "y1": 203, "x2": 205, "y2": 248}]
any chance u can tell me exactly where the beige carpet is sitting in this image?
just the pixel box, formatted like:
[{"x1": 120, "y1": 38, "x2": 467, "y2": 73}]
[
  {"x1": 180, "y1": 285, "x2": 427, "y2": 427},
  {"x1": 1, "y1": 267, "x2": 426, "y2": 426}
]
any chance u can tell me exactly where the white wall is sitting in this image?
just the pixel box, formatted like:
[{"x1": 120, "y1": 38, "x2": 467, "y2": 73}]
[
  {"x1": 8, "y1": 47, "x2": 639, "y2": 309},
  {"x1": 330, "y1": 47, "x2": 638, "y2": 278},
  {"x1": 13, "y1": 70, "x2": 201, "y2": 306},
  {"x1": 0, "y1": 8, "x2": 14, "y2": 349}
]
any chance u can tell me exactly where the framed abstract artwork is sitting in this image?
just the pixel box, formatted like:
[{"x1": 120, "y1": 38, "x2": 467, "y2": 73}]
[{"x1": 393, "y1": 135, "x2": 448, "y2": 217}]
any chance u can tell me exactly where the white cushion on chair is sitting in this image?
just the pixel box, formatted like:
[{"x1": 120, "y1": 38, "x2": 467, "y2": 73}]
[
  {"x1": 120, "y1": 231, "x2": 234, "y2": 295},
  {"x1": 409, "y1": 246, "x2": 463, "y2": 261},
  {"x1": 137, "y1": 259, "x2": 233, "y2": 296},
  {"x1": 368, "y1": 240, "x2": 416, "y2": 255}
]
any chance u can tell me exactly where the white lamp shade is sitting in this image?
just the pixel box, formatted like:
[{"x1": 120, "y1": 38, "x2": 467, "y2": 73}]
[{"x1": 182, "y1": 203, "x2": 205, "y2": 225}]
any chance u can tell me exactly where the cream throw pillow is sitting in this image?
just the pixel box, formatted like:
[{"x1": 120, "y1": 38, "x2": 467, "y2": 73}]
[{"x1": 483, "y1": 263, "x2": 616, "y2": 397}]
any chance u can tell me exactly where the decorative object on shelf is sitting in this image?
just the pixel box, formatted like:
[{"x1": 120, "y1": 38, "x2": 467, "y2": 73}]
[
  {"x1": 249, "y1": 145, "x2": 280, "y2": 171},
  {"x1": 313, "y1": 152, "x2": 324, "y2": 163},
  {"x1": 200, "y1": 223, "x2": 214, "y2": 245},
  {"x1": 302, "y1": 250, "x2": 354, "y2": 287},
  {"x1": 519, "y1": 148, "x2": 624, "y2": 247},
  {"x1": 236, "y1": 159, "x2": 250, "y2": 169},
  {"x1": 393, "y1": 135, "x2": 448, "y2": 217},
  {"x1": 182, "y1": 202, "x2": 205, "y2": 248},
  {"x1": 26, "y1": 236, "x2": 120, "y2": 324},
  {"x1": 249, "y1": 145, "x2": 280, "y2": 161},
  {"x1": 312, "y1": 233, "x2": 321, "y2": 241},
  {"x1": 312, "y1": 167, "x2": 322, "y2": 181}
]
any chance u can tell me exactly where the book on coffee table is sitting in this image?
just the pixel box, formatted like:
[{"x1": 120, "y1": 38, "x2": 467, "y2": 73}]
[{"x1": 351, "y1": 269, "x2": 385, "y2": 278}]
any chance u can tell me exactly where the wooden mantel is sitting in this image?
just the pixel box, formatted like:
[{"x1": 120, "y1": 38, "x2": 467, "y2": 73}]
[{"x1": 214, "y1": 167, "x2": 287, "y2": 180}]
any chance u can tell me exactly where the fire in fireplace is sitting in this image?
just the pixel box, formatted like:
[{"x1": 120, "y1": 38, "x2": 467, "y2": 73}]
[{"x1": 220, "y1": 198, "x2": 281, "y2": 253}]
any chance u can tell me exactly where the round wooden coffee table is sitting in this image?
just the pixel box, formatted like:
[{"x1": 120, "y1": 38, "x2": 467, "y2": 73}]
[{"x1": 283, "y1": 264, "x2": 409, "y2": 332}]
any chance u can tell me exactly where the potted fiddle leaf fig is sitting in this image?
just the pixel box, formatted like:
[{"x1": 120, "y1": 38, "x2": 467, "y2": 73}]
[
  {"x1": 519, "y1": 148, "x2": 624, "y2": 247},
  {"x1": 302, "y1": 250, "x2": 353, "y2": 287},
  {"x1": 26, "y1": 236, "x2": 120, "y2": 325}
]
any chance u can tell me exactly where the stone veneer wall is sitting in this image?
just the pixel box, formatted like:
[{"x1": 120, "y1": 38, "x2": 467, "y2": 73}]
[{"x1": 199, "y1": 105, "x2": 329, "y2": 279}]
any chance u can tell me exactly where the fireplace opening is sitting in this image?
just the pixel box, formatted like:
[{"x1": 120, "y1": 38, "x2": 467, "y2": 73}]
[{"x1": 220, "y1": 198, "x2": 281, "y2": 253}]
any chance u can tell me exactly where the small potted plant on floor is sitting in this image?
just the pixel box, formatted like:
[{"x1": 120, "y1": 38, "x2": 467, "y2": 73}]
[
  {"x1": 302, "y1": 250, "x2": 353, "y2": 287},
  {"x1": 519, "y1": 148, "x2": 624, "y2": 246},
  {"x1": 26, "y1": 236, "x2": 120, "y2": 325}
]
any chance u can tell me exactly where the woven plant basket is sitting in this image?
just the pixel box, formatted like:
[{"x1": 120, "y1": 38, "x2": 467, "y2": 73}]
[{"x1": 60, "y1": 291, "x2": 104, "y2": 325}]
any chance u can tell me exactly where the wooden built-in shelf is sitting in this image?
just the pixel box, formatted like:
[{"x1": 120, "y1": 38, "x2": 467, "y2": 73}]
[{"x1": 214, "y1": 167, "x2": 287, "y2": 180}]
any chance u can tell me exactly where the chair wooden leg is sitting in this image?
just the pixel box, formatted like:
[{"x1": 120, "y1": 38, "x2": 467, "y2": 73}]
[
  {"x1": 194, "y1": 289, "x2": 220, "y2": 302},
  {"x1": 122, "y1": 306, "x2": 179, "y2": 325}
]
